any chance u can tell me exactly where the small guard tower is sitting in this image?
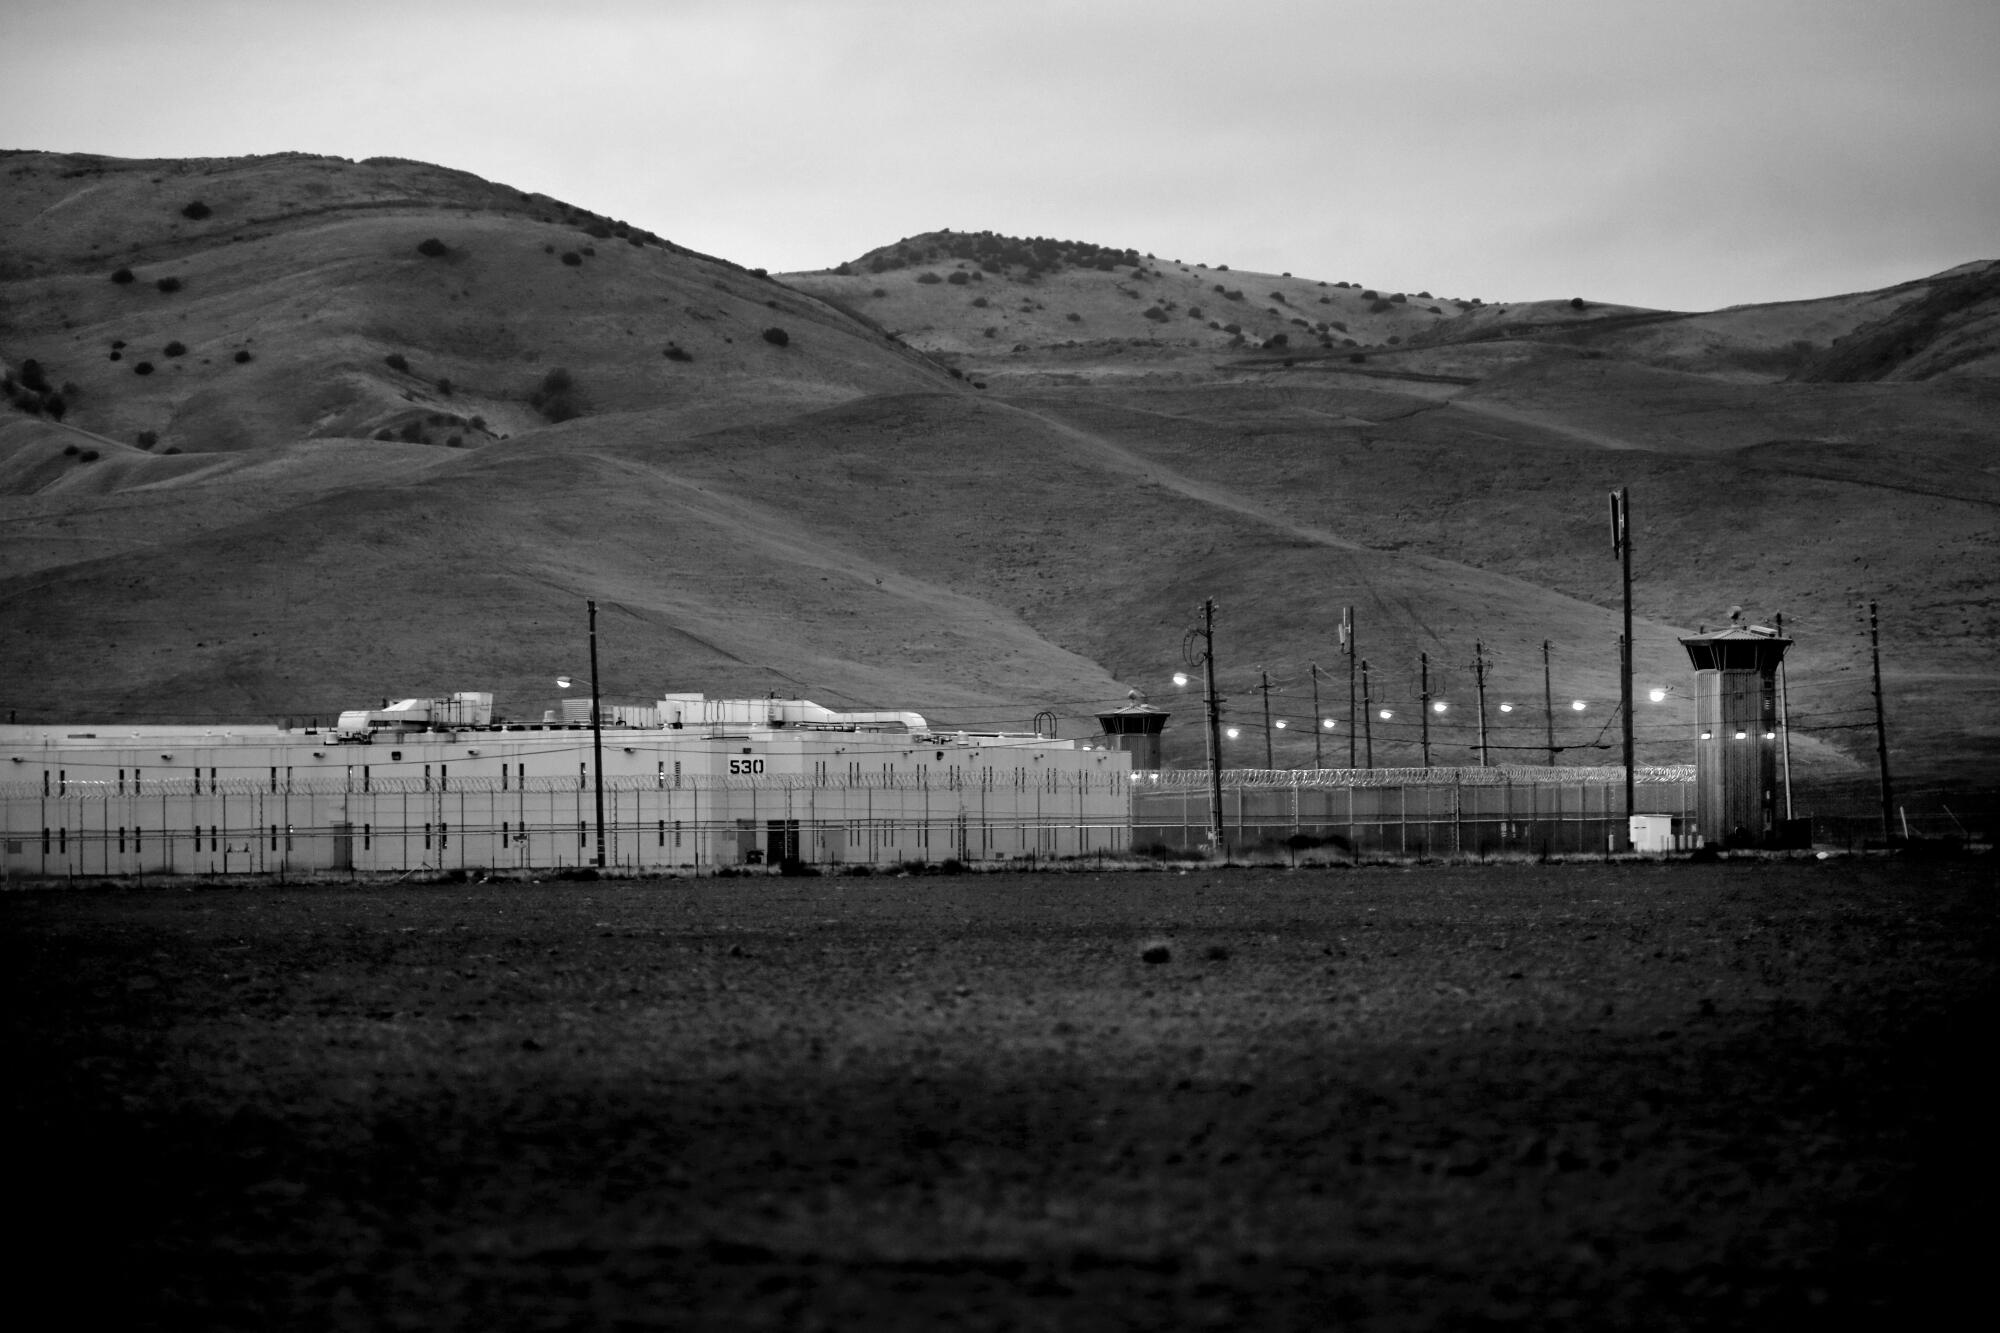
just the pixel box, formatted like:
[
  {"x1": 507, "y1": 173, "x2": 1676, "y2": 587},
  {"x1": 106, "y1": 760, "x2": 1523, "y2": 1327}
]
[
  {"x1": 1097, "y1": 695, "x2": 1170, "y2": 771},
  {"x1": 1680, "y1": 625, "x2": 1791, "y2": 847}
]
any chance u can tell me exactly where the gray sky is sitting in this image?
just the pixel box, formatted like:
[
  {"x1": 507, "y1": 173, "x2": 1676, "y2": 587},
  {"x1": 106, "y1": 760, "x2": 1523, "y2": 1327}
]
[{"x1": 8, "y1": 0, "x2": 1996, "y2": 310}]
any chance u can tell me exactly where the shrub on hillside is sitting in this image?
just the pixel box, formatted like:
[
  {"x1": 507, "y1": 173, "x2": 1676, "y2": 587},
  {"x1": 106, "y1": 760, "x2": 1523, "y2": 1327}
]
[
  {"x1": 1264, "y1": 333, "x2": 1289, "y2": 349},
  {"x1": 78, "y1": 448, "x2": 99, "y2": 462},
  {"x1": 947, "y1": 270, "x2": 970, "y2": 286},
  {"x1": 663, "y1": 344, "x2": 693, "y2": 362},
  {"x1": 436, "y1": 377, "x2": 453, "y2": 395},
  {"x1": 561, "y1": 251, "x2": 582, "y2": 267},
  {"x1": 156, "y1": 277, "x2": 182, "y2": 293},
  {"x1": 583, "y1": 222, "x2": 613, "y2": 240},
  {"x1": 1570, "y1": 297, "x2": 1587, "y2": 310},
  {"x1": 1142, "y1": 307, "x2": 1169, "y2": 322},
  {"x1": 133, "y1": 361, "x2": 155, "y2": 375},
  {"x1": 1066, "y1": 311, "x2": 1081, "y2": 322},
  {"x1": 136, "y1": 431, "x2": 158, "y2": 449},
  {"x1": 1369, "y1": 299, "x2": 1394, "y2": 314},
  {"x1": 233, "y1": 349, "x2": 253, "y2": 364},
  {"x1": 916, "y1": 271, "x2": 943, "y2": 284},
  {"x1": 110, "y1": 267, "x2": 135, "y2": 285},
  {"x1": 1391, "y1": 293, "x2": 1407, "y2": 304},
  {"x1": 761, "y1": 326, "x2": 790, "y2": 347},
  {"x1": 181, "y1": 201, "x2": 211, "y2": 220},
  {"x1": 385, "y1": 353, "x2": 409, "y2": 372},
  {"x1": 1361, "y1": 290, "x2": 1377, "y2": 300},
  {"x1": 417, "y1": 237, "x2": 448, "y2": 257},
  {"x1": 529, "y1": 367, "x2": 581, "y2": 422},
  {"x1": 970, "y1": 296, "x2": 989, "y2": 308},
  {"x1": 163, "y1": 341, "x2": 186, "y2": 358},
  {"x1": 1270, "y1": 292, "x2": 1287, "y2": 304},
  {"x1": 62, "y1": 443, "x2": 78, "y2": 456}
]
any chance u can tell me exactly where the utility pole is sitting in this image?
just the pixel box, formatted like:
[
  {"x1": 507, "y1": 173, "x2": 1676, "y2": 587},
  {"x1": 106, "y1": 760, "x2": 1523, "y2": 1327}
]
[
  {"x1": 587, "y1": 598, "x2": 607, "y2": 868},
  {"x1": 1310, "y1": 661, "x2": 1324, "y2": 769},
  {"x1": 1259, "y1": 670, "x2": 1275, "y2": 770},
  {"x1": 1776, "y1": 611, "x2": 1794, "y2": 821},
  {"x1": 1419, "y1": 651, "x2": 1432, "y2": 769},
  {"x1": 1610, "y1": 488, "x2": 1635, "y2": 839},
  {"x1": 1361, "y1": 659, "x2": 1374, "y2": 768},
  {"x1": 1542, "y1": 639, "x2": 1557, "y2": 766},
  {"x1": 1474, "y1": 641, "x2": 1490, "y2": 767},
  {"x1": 1201, "y1": 599, "x2": 1225, "y2": 856},
  {"x1": 1869, "y1": 600, "x2": 1894, "y2": 841},
  {"x1": 1342, "y1": 606, "x2": 1356, "y2": 767}
]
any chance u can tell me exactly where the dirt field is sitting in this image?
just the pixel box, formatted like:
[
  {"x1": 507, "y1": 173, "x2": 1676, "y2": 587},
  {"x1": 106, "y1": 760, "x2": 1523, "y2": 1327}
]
[{"x1": 5, "y1": 857, "x2": 1993, "y2": 1330}]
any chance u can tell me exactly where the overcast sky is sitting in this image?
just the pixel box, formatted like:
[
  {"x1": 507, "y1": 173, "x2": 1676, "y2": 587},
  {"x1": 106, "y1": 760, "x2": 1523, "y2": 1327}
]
[{"x1": 8, "y1": 0, "x2": 1995, "y2": 310}]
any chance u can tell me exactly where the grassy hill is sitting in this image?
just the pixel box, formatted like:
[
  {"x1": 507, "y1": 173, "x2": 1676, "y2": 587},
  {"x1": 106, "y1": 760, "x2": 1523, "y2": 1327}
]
[{"x1": 4, "y1": 153, "x2": 1997, "y2": 815}]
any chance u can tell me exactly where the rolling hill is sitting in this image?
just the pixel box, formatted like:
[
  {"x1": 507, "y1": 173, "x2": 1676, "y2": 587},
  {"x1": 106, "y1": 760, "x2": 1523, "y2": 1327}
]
[{"x1": 4, "y1": 151, "x2": 1997, "y2": 816}]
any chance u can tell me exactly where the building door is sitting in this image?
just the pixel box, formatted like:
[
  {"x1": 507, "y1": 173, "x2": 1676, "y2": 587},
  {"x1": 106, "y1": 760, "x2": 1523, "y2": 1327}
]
[{"x1": 765, "y1": 819, "x2": 799, "y2": 865}]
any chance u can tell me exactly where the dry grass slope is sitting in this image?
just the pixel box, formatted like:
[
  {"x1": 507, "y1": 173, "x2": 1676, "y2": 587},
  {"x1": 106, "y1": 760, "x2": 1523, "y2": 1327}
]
[{"x1": 3, "y1": 157, "x2": 1997, "y2": 806}]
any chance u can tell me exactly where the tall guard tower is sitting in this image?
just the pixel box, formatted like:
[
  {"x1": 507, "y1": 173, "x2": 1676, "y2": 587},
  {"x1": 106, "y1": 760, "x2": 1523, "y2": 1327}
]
[
  {"x1": 1680, "y1": 624, "x2": 1791, "y2": 847},
  {"x1": 1097, "y1": 695, "x2": 1170, "y2": 770}
]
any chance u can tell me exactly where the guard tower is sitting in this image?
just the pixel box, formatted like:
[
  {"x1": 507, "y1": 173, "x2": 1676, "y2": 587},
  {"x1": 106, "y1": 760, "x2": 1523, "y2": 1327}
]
[
  {"x1": 1097, "y1": 697, "x2": 1170, "y2": 771},
  {"x1": 1680, "y1": 625, "x2": 1791, "y2": 847}
]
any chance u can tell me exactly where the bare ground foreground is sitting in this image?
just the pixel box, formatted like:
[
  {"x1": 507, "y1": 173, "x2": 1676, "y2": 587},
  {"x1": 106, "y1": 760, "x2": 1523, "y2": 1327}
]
[{"x1": 5, "y1": 859, "x2": 1994, "y2": 1331}]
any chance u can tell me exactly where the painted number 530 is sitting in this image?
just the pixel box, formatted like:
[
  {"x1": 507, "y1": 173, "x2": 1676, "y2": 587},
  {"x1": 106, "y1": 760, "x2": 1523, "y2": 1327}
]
[{"x1": 728, "y1": 758, "x2": 766, "y2": 775}]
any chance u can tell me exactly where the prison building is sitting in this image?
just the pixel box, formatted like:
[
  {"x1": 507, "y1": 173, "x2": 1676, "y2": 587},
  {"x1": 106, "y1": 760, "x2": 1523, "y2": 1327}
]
[{"x1": 0, "y1": 692, "x2": 1134, "y2": 877}]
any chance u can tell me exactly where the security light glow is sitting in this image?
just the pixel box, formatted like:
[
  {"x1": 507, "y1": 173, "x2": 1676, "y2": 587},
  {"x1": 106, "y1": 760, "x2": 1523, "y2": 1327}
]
[
  {"x1": 1431, "y1": 701, "x2": 1448, "y2": 714},
  {"x1": 1172, "y1": 671, "x2": 1189, "y2": 687},
  {"x1": 556, "y1": 675, "x2": 573, "y2": 689},
  {"x1": 1226, "y1": 726, "x2": 1240, "y2": 739},
  {"x1": 1322, "y1": 718, "x2": 1336, "y2": 729},
  {"x1": 1571, "y1": 700, "x2": 1587, "y2": 711},
  {"x1": 1378, "y1": 709, "x2": 1393, "y2": 720},
  {"x1": 1274, "y1": 719, "x2": 1287, "y2": 729},
  {"x1": 1735, "y1": 730, "x2": 1748, "y2": 740},
  {"x1": 1700, "y1": 731, "x2": 1713, "y2": 740},
  {"x1": 1499, "y1": 702, "x2": 1514, "y2": 713},
  {"x1": 1648, "y1": 687, "x2": 1668, "y2": 703}
]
